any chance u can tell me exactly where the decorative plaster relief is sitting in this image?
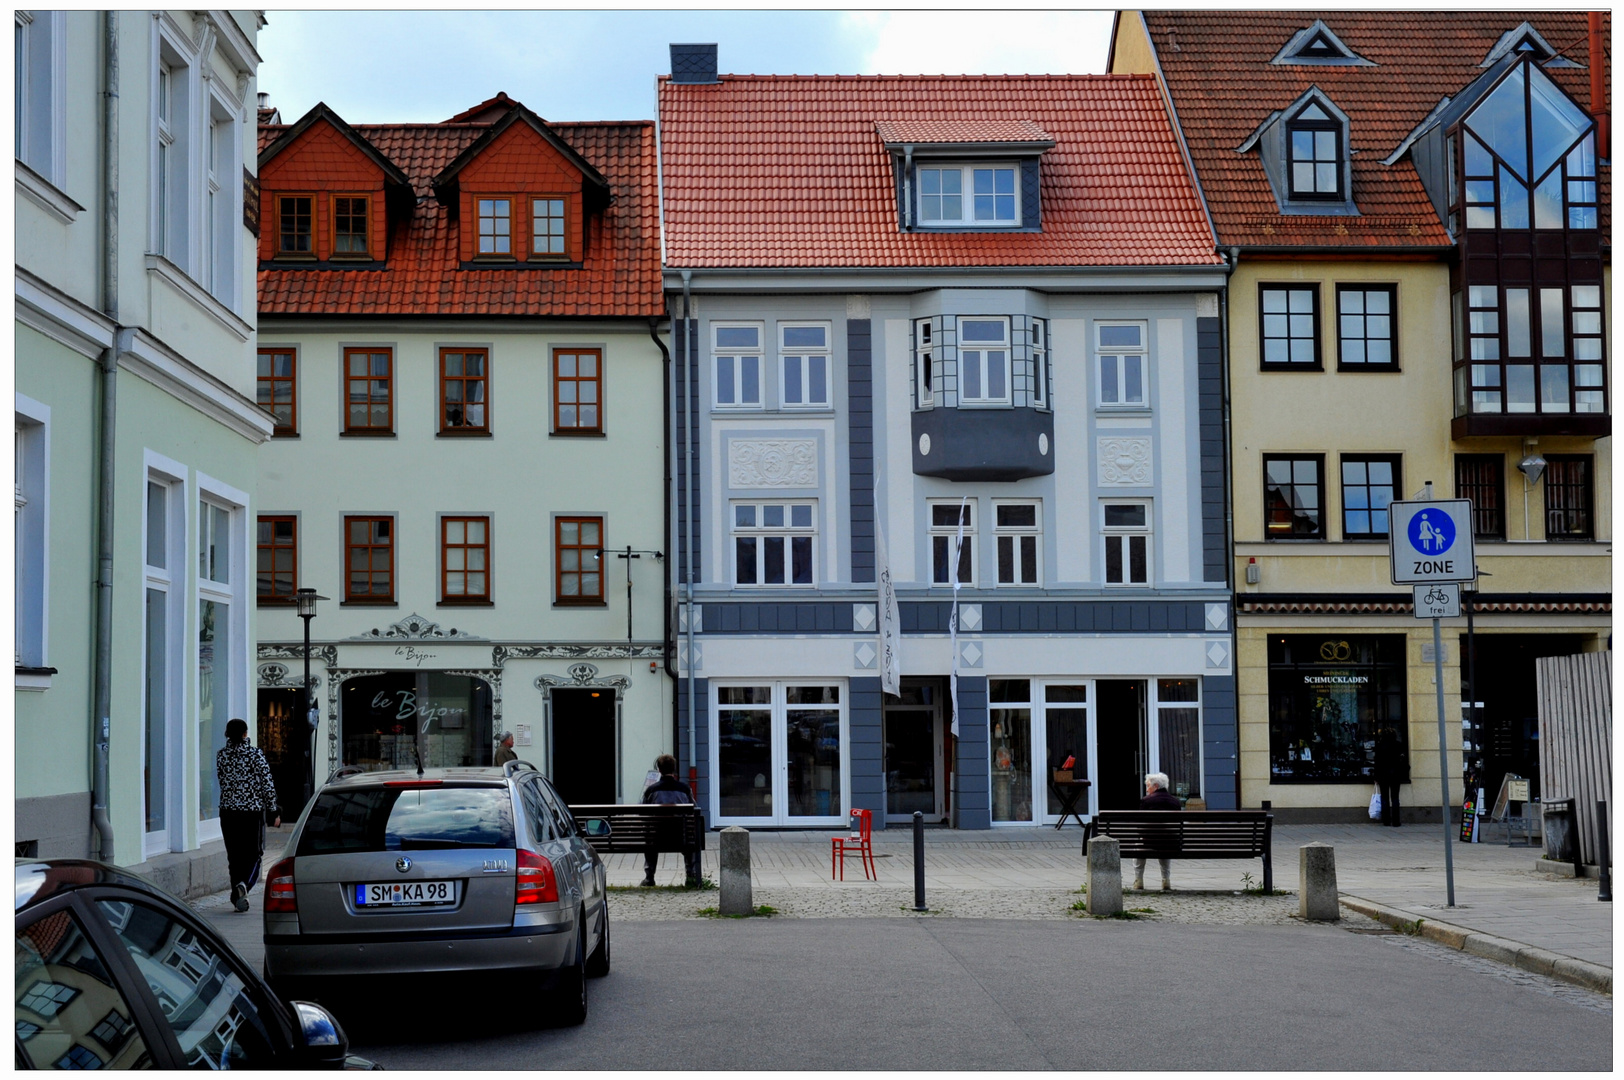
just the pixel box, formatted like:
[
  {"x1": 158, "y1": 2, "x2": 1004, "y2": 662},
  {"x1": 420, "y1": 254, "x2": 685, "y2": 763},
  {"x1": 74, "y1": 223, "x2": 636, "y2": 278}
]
[
  {"x1": 1098, "y1": 437, "x2": 1153, "y2": 487},
  {"x1": 854, "y1": 642, "x2": 878, "y2": 669},
  {"x1": 728, "y1": 439, "x2": 818, "y2": 489},
  {"x1": 957, "y1": 604, "x2": 982, "y2": 632},
  {"x1": 257, "y1": 663, "x2": 321, "y2": 691},
  {"x1": 349, "y1": 613, "x2": 487, "y2": 641},
  {"x1": 958, "y1": 641, "x2": 984, "y2": 669},
  {"x1": 1206, "y1": 641, "x2": 1230, "y2": 670},
  {"x1": 852, "y1": 604, "x2": 877, "y2": 632}
]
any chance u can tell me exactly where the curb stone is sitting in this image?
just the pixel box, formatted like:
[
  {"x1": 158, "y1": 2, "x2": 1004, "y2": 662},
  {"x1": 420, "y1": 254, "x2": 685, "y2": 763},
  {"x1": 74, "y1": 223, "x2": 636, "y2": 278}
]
[{"x1": 1339, "y1": 894, "x2": 1612, "y2": 995}]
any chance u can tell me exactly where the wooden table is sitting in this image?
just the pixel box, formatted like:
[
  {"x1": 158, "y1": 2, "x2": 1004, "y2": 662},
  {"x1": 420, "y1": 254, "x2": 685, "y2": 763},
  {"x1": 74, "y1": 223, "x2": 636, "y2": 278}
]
[{"x1": 1049, "y1": 779, "x2": 1092, "y2": 829}]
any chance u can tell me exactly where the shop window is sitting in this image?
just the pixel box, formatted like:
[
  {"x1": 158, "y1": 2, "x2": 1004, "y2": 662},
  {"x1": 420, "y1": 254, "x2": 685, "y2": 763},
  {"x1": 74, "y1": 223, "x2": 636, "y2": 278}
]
[
  {"x1": 713, "y1": 324, "x2": 762, "y2": 408},
  {"x1": 344, "y1": 516, "x2": 393, "y2": 602},
  {"x1": 1097, "y1": 322, "x2": 1147, "y2": 407},
  {"x1": 1267, "y1": 635, "x2": 1407, "y2": 783},
  {"x1": 554, "y1": 349, "x2": 601, "y2": 433},
  {"x1": 441, "y1": 348, "x2": 489, "y2": 432},
  {"x1": 929, "y1": 500, "x2": 974, "y2": 587},
  {"x1": 1455, "y1": 455, "x2": 1505, "y2": 540},
  {"x1": 1543, "y1": 455, "x2": 1592, "y2": 540},
  {"x1": 14, "y1": 406, "x2": 48, "y2": 674},
  {"x1": 1260, "y1": 285, "x2": 1321, "y2": 369},
  {"x1": 344, "y1": 348, "x2": 393, "y2": 433},
  {"x1": 1336, "y1": 285, "x2": 1397, "y2": 369},
  {"x1": 1042, "y1": 684, "x2": 1090, "y2": 819},
  {"x1": 256, "y1": 349, "x2": 297, "y2": 435},
  {"x1": 733, "y1": 502, "x2": 814, "y2": 588},
  {"x1": 441, "y1": 516, "x2": 490, "y2": 602},
  {"x1": 994, "y1": 502, "x2": 1040, "y2": 586},
  {"x1": 1263, "y1": 454, "x2": 1324, "y2": 539},
  {"x1": 256, "y1": 516, "x2": 297, "y2": 603},
  {"x1": 1157, "y1": 679, "x2": 1201, "y2": 801},
  {"x1": 990, "y1": 679, "x2": 1033, "y2": 823},
  {"x1": 332, "y1": 195, "x2": 369, "y2": 256},
  {"x1": 556, "y1": 516, "x2": 604, "y2": 603},
  {"x1": 1339, "y1": 454, "x2": 1399, "y2": 540},
  {"x1": 713, "y1": 683, "x2": 843, "y2": 823},
  {"x1": 780, "y1": 324, "x2": 830, "y2": 408},
  {"x1": 339, "y1": 672, "x2": 494, "y2": 772},
  {"x1": 1102, "y1": 502, "x2": 1151, "y2": 586}
]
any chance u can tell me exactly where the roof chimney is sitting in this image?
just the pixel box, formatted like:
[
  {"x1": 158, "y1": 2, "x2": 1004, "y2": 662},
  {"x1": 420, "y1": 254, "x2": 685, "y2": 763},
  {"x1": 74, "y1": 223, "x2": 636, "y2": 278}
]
[
  {"x1": 257, "y1": 91, "x2": 269, "y2": 109},
  {"x1": 670, "y1": 43, "x2": 718, "y2": 85}
]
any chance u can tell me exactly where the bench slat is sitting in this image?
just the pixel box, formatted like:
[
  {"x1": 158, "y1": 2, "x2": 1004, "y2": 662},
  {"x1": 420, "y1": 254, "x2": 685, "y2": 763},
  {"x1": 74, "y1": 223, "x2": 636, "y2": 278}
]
[{"x1": 570, "y1": 804, "x2": 707, "y2": 855}]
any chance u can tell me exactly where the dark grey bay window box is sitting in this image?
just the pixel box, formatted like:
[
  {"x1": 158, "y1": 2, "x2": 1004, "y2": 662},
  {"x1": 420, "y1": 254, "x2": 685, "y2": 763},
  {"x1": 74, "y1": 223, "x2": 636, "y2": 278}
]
[{"x1": 911, "y1": 406, "x2": 1054, "y2": 482}]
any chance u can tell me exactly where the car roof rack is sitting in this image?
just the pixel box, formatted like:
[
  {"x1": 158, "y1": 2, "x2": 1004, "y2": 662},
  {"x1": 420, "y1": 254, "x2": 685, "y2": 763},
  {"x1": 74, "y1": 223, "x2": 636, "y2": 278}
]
[{"x1": 503, "y1": 759, "x2": 538, "y2": 776}]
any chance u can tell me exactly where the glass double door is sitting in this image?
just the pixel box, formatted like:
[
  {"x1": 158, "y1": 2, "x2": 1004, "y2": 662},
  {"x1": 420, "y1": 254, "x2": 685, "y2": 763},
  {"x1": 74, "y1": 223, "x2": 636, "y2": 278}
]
[
  {"x1": 884, "y1": 682, "x2": 945, "y2": 824},
  {"x1": 715, "y1": 683, "x2": 846, "y2": 826}
]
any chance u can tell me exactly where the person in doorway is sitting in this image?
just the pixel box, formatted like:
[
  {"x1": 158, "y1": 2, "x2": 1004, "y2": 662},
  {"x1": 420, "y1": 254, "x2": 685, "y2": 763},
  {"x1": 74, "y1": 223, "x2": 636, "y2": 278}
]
[
  {"x1": 641, "y1": 754, "x2": 702, "y2": 887},
  {"x1": 217, "y1": 719, "x2": 279, "y2": 913},
  {"x1": 494, "y1": 731, "x2": 517, "y2": 767},
  {"x1": 1133, "y1": 771, "x2": 1181, "y2": 892},
  {"x1": 1373, "y1": 727, "x2": 1403, "y2": 827}
]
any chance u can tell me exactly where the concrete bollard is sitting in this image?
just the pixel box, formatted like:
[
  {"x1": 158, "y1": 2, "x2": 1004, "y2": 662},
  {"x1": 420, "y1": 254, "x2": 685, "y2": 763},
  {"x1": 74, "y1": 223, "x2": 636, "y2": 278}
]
[
  {"x1": 1299, "y1": 842, "x2": 1339, "y2": 921},
  {"x1": 1086, "y1": 836, "x2": 1122, "y2": 916},
  {"x1": 719, "y1": 826, "x2": 753, "y2": 915}
]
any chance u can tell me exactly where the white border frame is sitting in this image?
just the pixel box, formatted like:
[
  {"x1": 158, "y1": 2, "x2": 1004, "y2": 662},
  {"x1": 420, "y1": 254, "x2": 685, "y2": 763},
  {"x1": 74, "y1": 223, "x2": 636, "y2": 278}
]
[
  {"x1": 777, "y1": 321, "x2": 833, "y2": 409},
  {"x1": 14, "y1": 393, "x2": 52, "y2": 684},
  {"x1": 194, "y1": 470, "x2": 251, "y2": 846},
  {"x1": 709, "y1": 678, "x2": 851, "y2": 828}
]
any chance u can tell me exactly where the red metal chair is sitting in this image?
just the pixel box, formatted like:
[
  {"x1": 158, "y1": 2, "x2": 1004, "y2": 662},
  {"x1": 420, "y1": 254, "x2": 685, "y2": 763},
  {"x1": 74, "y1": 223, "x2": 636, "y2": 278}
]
[{"x1": 831, "y1": 808, "x2": 876, "y2": 881}]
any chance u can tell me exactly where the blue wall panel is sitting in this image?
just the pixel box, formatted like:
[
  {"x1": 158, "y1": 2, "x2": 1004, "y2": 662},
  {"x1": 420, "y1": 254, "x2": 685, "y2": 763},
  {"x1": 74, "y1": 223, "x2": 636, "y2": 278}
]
[
  {"x1": 1201, "y1": 674, "x2": 1237, "y2": 810},
  {"x1": 848, "y1": 319, "x2": 876, "y2": 583},
  {"x1": 849, "y1": 676, "x2": 885, "y2": 828},
  {"x1": 954, "y1": 676, "x2": 991, "y2": 829}
]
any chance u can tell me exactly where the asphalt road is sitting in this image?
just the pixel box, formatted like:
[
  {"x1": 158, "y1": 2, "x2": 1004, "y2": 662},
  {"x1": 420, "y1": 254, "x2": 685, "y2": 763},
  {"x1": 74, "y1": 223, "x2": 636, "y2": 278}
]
[{"x1": 321, "y1": 918, "x2": 1611, "y2": 1071}]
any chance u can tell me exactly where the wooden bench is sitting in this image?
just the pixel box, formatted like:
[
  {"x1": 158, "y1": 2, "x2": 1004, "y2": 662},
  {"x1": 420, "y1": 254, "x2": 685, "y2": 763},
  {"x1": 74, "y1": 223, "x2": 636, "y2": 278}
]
[
  {"x1": 568, "y1": 803, "x2": 707, "y2": 856},
  {"x1": 1082, "y1": 811, "x2": 1274, "y2": 894}
]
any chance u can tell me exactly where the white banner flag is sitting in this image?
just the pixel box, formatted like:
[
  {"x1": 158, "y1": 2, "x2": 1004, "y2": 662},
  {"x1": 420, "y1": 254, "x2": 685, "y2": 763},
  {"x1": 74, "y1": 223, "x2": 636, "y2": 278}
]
[
  {"x1": 874, "y1": 497, "x2": 901, "y2": 697},
  {"x1": 948, "y1": 496, "x2": 968, "y2": 738}
]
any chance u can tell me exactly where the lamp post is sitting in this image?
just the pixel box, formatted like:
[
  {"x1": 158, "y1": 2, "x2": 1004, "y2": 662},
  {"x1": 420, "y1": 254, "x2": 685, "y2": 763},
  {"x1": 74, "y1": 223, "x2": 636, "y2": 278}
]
[{"x1": 294, "y1": 588, "x2": 328, "y2": 810}]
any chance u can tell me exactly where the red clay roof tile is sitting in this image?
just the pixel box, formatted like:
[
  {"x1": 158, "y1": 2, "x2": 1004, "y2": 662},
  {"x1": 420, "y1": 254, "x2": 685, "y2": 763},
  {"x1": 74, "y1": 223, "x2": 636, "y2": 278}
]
[
  {"x1": 1136, "y1": 10, "x2": 1609, "y2": 249},
  {"x1": 658, "y1": 73, "x2": 1221, "y2": 268},
  {"x1": 873, "y1": 119, "x2": 1055, "y2": 145}
]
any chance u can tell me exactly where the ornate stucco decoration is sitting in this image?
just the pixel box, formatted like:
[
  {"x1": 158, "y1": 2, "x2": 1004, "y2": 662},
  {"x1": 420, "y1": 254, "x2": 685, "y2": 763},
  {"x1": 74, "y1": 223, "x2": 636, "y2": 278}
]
[
  {"x1": 258, "y1": 642, "x2": 339, "y2": 668},
  {"x1": 728, "y1": 438, "x2": 818, "y2": 489},
  {"x1": 493, "y1": 643, "x2": 663, "y2": 663},
  {"x1": 1097, "y1": 437, "x2": 1153, "y2": 486},
  {"x1": 257, "y1": 663, "x2": 321, "y2": 691},
  {"x1": 349, "y1": 613, "x2": 487, "y2": 641},
  {"x1": 534, "y1": 662, "x2": 633, "y2": 693}
]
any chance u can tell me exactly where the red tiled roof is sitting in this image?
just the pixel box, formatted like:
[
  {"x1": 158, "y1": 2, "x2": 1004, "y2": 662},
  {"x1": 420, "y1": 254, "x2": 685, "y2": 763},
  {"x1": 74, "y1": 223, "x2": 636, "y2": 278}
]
[
  {"x1": 873, "y1": 119, "x2": 1055, "y2": 145},
  {"x1": 1136, "y1": 11, "x2": 1610, "y2": 249},
  {"x1": 658, "y1": 74, "x2": 1221, "y2": 269},
  {"x1": 256, "y1": 117, "x2": 662, "y2": 318}
]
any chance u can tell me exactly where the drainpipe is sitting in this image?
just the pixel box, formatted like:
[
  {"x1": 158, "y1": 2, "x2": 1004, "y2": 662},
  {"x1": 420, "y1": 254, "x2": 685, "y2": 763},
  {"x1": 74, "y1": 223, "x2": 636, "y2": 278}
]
[
  {"x1": 90, "y1": 10, "x2": 120, "y2": 862},
  {"x1": 1222, "y1": 246, "x2": 1239, "y2": 810},
  {"x1": 680, "y1": 271, "x2": 698, "y2": 800},
  {"x1": 648, "y1": 315, "x2": 677, "y2": 761}
]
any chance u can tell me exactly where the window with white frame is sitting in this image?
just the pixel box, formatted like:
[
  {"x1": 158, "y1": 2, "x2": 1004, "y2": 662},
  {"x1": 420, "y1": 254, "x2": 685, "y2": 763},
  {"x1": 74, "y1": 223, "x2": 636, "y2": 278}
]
[
  {"x1": 203, "y1": 98, "x2": 238, "y2": 303},
  {"x1": 779, "y1": 324, "x2": 830, "y2": 408},
  {"x1": 733, "y1": 502, "x2": 814, "y2": 587},
  {"x1": 197, "y1": 492, "x2": 242, "y2": 834},
  {"x1": 15, "y1": 11, "x2": 65, "y2": 187},
  {"x1": 919, "y1": 164, "x2": 1019, "y2": 226},
  {"x1": 713, "y1": 324, "x2": 763, "y2": 408},
  {"x1": 142, "y1": 468, "x2": 184, "y2": 857},
  {"x1": 1030, "y1": 319, "x2": 1049, "y2": 408},
  {"x1": 1155, "y1": 678, "x2": 1202, "y2": 800},
  {"x1": 959, "y1": 319, "x2": 1010, "y2": 404},
  {"x1": 153, "y1": 42, "x2": 189, "y2": 266},
  {"x1": 1098, "y1": 323, "x2": 1148, "y2": 407},
  {"x1": 929, "y1": 500, "x2": 975, "y2": 586},
  {"x1": 14, "y1": 407, "x2": 48, "y2": 675},
  {"x1": 994, "y1": 502, "x2": 1040, "y2": 586},
  {"x1": 914, "y1": 319, "x2": 935, "y2": 407},
  {"x1": 1102, "y1": 502, "x2": 1151, "y2": 586}
]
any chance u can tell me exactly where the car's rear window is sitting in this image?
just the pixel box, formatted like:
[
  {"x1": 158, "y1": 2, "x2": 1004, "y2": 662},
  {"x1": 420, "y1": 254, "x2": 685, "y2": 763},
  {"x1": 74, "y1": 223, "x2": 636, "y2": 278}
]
[{"x1": 296, "y1": 785, "x2": 514, "y2": 856}]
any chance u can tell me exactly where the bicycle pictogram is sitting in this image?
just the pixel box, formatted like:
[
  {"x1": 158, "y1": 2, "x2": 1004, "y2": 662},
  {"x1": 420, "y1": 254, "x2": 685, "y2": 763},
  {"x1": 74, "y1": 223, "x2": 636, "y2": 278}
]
[{"x1": 1421, "y1": 586, "x2": 1448, "y2": 607}]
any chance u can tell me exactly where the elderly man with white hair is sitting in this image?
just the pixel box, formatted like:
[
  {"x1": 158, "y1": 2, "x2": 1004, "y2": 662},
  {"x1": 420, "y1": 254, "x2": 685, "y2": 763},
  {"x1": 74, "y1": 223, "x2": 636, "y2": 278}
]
[{"x1": 1133, "y1": 771, "x2": 1182, "y2": 891}]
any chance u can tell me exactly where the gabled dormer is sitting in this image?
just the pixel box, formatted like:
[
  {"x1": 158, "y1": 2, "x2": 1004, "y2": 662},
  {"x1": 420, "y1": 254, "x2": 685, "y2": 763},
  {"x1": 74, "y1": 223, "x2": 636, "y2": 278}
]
[
  {"x1": 1480, "y1": 22, "x2": 1582, "y2": 70},
  {"x1": 878, "y1": 120, "x2": 1054, "y2": 233},
  {"x1": 431, "y1": 104, "x2": 612, "y2": 267},
  {"x1": 257, "y1": 102, "x2": 412, "y2": 266},
  {"x1": 1237, "y1": 88, "x2": 1358, "y2": 216},
  {"x1": 1269, "y1": 20, "x2": 1374, "y2": 67}
]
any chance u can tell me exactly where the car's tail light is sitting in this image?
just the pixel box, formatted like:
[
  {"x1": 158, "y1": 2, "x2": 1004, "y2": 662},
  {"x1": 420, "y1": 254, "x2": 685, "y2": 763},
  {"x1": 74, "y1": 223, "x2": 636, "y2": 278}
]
[
  {"x1": 384, "y1": 779, "x2": 442, "y2": 788},
  {"x1": 515, "y1": 849, "x2": 558, "y2": 905},
  {"x1": 265, "y1": 857, "x2": 298, "y2": 913}
]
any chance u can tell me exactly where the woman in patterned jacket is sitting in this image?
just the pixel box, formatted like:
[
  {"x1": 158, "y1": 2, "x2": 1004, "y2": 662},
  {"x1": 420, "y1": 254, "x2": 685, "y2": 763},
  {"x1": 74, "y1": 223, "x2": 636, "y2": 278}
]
[{"x1": 217, "y1": 718, "x2": 280, "y2": 912}]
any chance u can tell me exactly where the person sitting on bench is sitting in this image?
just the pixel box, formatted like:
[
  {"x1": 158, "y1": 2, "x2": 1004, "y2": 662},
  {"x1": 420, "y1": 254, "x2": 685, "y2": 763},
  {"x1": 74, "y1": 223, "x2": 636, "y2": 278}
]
[
  {"x1": 1134, "y1": 771, "x2": 1181, "y2": 892},
  {"x1": 641, "y1": 754, "x2": 702, "y2": 887}
]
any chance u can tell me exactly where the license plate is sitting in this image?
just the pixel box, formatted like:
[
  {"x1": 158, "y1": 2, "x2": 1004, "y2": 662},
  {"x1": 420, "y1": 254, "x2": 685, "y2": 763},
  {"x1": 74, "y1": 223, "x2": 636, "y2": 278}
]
[{"x1": 355, "y1": 880, "x2": 455, "y2": 907}]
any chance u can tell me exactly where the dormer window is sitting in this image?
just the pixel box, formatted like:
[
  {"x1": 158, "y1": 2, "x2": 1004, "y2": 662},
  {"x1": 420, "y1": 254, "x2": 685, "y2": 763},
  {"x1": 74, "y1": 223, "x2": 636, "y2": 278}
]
[
  {"x1": 920, "y1": 165, "x2": 1017, "y2": 226},
  {"x1": 276, "y1": 195, "x2": 313, "y2": 257},
  {"x1": 333, "y1": 195, "x2": 369, "y2": 256},
  {"x1": 478, "y1": 198, "x2": 512, "y2": 255},
  {"x1": 1288, "y1": 103, "x2": 1342, "y2": 199},
  {"x1": 1270, "y1": 20, "x2": 1374, "y2": 67},
  {"x1": 531, "y1": 198, "x2": 566, "y2": 257}
]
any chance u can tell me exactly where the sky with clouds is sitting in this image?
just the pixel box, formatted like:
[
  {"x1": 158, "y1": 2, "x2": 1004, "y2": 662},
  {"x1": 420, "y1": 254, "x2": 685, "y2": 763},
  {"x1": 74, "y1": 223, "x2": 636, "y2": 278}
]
[{"x1": 257, "y1": 9, "x2": 1117, "y2": 125}]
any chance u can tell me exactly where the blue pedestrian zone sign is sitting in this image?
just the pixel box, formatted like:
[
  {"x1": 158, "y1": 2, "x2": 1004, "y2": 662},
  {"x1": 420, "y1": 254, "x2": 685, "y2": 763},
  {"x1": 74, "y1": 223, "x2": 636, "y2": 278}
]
[{"x1": 1389, "y1": 499, "x2": 1475, "y2": 584}]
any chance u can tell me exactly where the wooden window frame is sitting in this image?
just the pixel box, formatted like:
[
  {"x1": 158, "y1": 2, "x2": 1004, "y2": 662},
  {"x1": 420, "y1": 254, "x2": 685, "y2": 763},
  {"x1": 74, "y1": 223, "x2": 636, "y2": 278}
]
[
  {"x1": 256, "y1": 515, "x2": 298, "y2": 605},
  {"x1": 439, "y1": 347, "x2": 490, "y2": 434},
  {"x1": 330, "y1": 193, "x2": 371, "y2": 259},
  {"x1": 343, "y1": 515, "x2": 394, "y2": 604},
  {"x1": 1263, "y1": 453, "x2": 1326, "y2": 540},
  {"x1": 440, "y1": 515, "x2": 491, "y2": 604},
  {"x1": 1543, "y1": 455, "x2": 1593, "y2": 541},
  {"x1": 343, "y1": 347, "x2": 393, "y2": 434},
  {"x1": 1455, "y1": 454, "x2": 1506, "y2": 540},
  {"x1": 476, "y1": 196, "x2": 515, "y2": 259},
  {"x1": 275, "y1": 193, "x2": 315, "y2": 259},
  {"x1": 1335, "y1": 284, "x2": 1399, "y2": 371},
  {"x1": 1259, "y1": 284, "x2": 1323, "y2": 370},
  {"x1": 529, "y1": 196, "x2": 569, "y2": 261},
  {"x1": 1338, "y1": 453, "x2": 1401, "y2": 541},
  {"x1": 552, "y1": 348, "x2": 603, "y2": 434},
  {"x1": 256, "y1": 347, "x2": 297, "y2": 436},
  {"x1": 555, "y1": 516, "x2": 605, "y2": 605}
]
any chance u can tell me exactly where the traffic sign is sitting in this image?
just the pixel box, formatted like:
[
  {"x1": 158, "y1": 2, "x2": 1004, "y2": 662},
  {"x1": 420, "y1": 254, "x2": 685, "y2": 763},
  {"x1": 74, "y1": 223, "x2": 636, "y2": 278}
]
[
  {"x1": 1389, "y1": 499, "x2": 1476, "y2": 584},
  {"x1": 1413, "y1": 582, "x2": 1460, "y2": 619}
]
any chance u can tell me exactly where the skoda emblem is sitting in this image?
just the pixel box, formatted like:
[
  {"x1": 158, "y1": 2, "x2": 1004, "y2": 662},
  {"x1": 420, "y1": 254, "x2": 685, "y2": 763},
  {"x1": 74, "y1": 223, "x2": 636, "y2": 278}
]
[{"x1": 395, "y1": 856, "x2": 412, "y2": 873}]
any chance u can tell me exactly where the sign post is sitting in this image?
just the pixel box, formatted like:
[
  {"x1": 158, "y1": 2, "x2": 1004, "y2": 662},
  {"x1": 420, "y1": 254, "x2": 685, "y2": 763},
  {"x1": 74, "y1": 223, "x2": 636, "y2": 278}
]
[{"x1": 1389, "y1": 498, "x2": 1476, "y2": 907}]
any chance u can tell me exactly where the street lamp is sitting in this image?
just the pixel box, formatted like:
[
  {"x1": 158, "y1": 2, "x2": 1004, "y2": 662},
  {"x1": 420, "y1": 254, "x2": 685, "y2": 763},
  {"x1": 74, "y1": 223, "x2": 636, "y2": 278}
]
[{"x1": 294, "y1": 588, "x2": 328, "y2": 809}]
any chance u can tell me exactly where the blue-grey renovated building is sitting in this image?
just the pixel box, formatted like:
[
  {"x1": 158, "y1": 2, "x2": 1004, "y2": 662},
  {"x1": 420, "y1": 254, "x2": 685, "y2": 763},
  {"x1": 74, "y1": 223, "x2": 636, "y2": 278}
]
[{"x1": 658, "y1": 47, "x2": 1237, "y2": 828}]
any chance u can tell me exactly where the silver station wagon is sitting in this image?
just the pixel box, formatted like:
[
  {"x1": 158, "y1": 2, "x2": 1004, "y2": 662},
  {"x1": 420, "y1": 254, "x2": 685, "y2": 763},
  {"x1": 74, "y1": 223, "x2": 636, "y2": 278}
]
[{"x1": 263, "y1": 763, "x2": 610, "y2": 1025}]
